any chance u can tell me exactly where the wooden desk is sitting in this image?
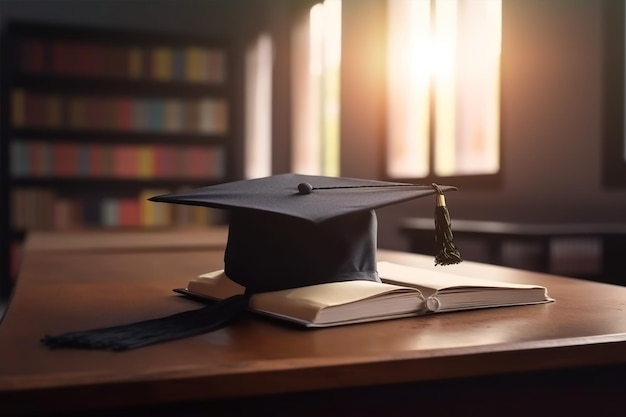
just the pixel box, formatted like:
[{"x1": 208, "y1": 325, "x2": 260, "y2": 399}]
[
  {"x1": 22, "y1": 227, "x2": 229, "y2": 252},
  {"x1": 402, "y1": 218, "x2": 626, "y2": 285},
  {"x1": 1, "y1": 233, "x2": 625, "y2": 416}
]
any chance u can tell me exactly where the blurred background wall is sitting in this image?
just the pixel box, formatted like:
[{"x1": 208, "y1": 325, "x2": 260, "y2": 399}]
[{"x1": 2, "y1": 0, "x2": 625, "y2": 253}]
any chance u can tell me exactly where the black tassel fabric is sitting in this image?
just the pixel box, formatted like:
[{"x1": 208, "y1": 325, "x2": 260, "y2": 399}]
[
  {"x1": 432, "y1": 183, "x2": 462, "y2": 266},
  {"x1": 41, "y1": 294, "x2": 250, "y2": 351}
]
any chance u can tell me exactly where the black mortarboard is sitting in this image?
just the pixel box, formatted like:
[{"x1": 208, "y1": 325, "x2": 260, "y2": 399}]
[
  {"x1": 42, "y1": 174, "x2": 461, "y2": 351},
  {"x1": 149, "y1": 173, "x2": 458, "y2": 293}
]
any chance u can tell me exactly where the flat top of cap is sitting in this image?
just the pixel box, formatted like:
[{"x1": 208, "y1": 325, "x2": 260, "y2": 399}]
[{"x1": 149, "y1": 173, "x2": 455, "y2": 223}]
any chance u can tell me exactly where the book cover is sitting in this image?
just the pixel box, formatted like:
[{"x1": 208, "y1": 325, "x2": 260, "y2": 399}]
[
  {"x1": 53, "y1": 198, "x2": 75, "y2": 230},
  {"x1": 28, "y1": 141, "x2": 44, "y2": 177},
  {"x1": 108, "y1": 45, "x2": 128, "y2": 79},
  {"x1": 77, "y1": 144, "x2": 91, "y2": 178},
  {"x1": 11, "y1": 89, "x2": 26, "y2": 128},
  {"x1": 53, "y1": 143, "x2": 78, "y2": 177},
  {"x1": 185, "y1": 99, "x2": 200, "y2": 133},
  {"x1": 171, "y1": 48, "x2": 185, "y2": 82},
  {"x1": 128, "y1": 47, "x2": 143, "y2": 79},
  {"x1": 118, "y1": 198, "x2": 141, "y2": 227},
  {"x1": 154, "y1": 145, "x2": 174, "y2": 179},
  {"x1": 113, "y1": 145, "x2": 137, "y2": 178},
  {"x1": 10, "y1": 141, "x2": 28, "y2": 177},
  {"x1": 205, "y1": 49, "x2": 225, "y2": 83},
  {"x1": 152, "y1": 46, "x2": 172, "y2": 81},
  {"x1": 82, "y1": 198, "x2": 102, "y2": 227},
  {"x1": 101, "y1": 198, "x2": 120, "y2": 228},
  {"x1": 137, "y1": 145, "x2": 155, "y2": 179},
  {"x1": 131, "y1": 99, "x2": 148, "y2": 132},
  {"x1": 184, "y1": 46, "x2": 203, "y2": 82},
  {"x1": 45, "y1": 96, "x2": 62, "y2": 128},
  {"x1": 25, "y1": 92, "x2": 46, "y2": 128},
  {"x1": 187, "y1": 145, "x2": 206, "y2": 179},
  {"x1": 69, "y1": 97, "x2": 86, "y2": 130},
  {"x1": 86, "y1": 144, "x2": 101, "y2": 177},
  {"x1": 116, "y1": 97, "x2": 133, "y2": 131}
]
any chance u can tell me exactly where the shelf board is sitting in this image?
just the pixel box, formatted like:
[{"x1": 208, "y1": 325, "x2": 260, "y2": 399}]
[
  {"x1": 10, "y1": 129, "x2": 229, "y2": 144},
  {"x1": 11, "y1": 177, "x2": 224, "y2": 189},
  {"x1": 12, "y1": 75, "x2": 228, "y2": 98},
  {"x1": 6, "y1": 20, "x2": 229, "y2": 48}
]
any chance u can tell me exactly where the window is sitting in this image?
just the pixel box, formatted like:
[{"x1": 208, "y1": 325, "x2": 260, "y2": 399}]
[
  {"x1": 245, "y1": 34, "x2": 273, "y2": 179},
  {"x1": 386, "y1": 0, "x2": 501, "y2": 184},
  {"x1": 291, "y1": 0, "x2": 341, "y2": 176}
]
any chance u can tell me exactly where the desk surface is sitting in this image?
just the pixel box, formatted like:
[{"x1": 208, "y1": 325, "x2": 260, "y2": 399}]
[
  {"x1": 1, "y1": 232, "x2": 626, "y2": 415},
  {"x1": 23, "y1": 227, "x2": 229, "y2": 252}
]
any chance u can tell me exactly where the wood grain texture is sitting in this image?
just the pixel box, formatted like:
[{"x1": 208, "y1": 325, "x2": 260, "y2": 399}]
[{"x1": 1, "y1": 233, "x2": 625, "y2": 415}]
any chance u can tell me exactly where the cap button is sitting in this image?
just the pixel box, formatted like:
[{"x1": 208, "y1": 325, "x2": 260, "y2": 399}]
[{"x1": 297, "y1": 182, "x2": 313, "y2": 195}]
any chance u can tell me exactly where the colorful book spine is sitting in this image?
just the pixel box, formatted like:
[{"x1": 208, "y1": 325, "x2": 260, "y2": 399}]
[
  {"x1": 18, "y1": 38, "x2": 225, "y2": 84},
  {"x1": 11, "y1": 187, "x2": 226, "y2": 230},
  {"x1": 11, "y1": 89, "x2": 26, "y2": 128},
  {"x1": 128, "y1": 46, "x2": 143, "y2": 79},
  {"x1": 118, "y1": 199, "x2": 140, "y2": 227},
  {"x1": 10, "y1": 141, "x2": 27, "y2": 177},
  {"x1": 152, "y1": 47, "x2": 172, "y2": 81},
  {"x1": 12, "y1": 90, "x2": 228, "y2": 135},
  {"x1": 11, "y1": 140, "x2": 225, "y2": 180},
  {"x1": 101, "y1": 198, "x2": 119, "y2": 228},
  {"x1": 137, "y1": 145, "x2": 155, "y2": 179},
  {"x1": 53, "y1": 143, "x2": 76, "y2": 177},
  {"x1": 113, "y1": 145, "x2": 137, "y2": 178},
  {"x1": 8, "y1": 34, "x2": 231, "y2": 239}
]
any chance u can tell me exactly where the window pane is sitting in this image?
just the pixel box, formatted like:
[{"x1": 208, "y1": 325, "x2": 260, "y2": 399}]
[
  {"x1": 386, "y1": 0, "x2": 501, "y2": 179},
  {"x1": 436, "y1": 0, "x2": 501, "y2": 176},
  {"x1": 386, "y1": 0, "x2": 431, "y2": 178},
  {"x1": 291, "y1": 0, "x2": 341, "y2": 176},
  {"x1": 245, "y1": 34, "x2": 273, "y2": 179},
  {"x1": 433, "y1": 0, "x2": 458, "y2": 176}
]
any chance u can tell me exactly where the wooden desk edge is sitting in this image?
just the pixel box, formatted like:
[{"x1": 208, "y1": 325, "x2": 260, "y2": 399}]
[
  {"x1": 24, "y1": 228, "x2": 229, "y2": 253},
  {"x1": 2, "y1": 243, "x2": 626, "y2": 415},
  {"x1": 1, "y1": 334, "x2": 625, "y2": 415}
]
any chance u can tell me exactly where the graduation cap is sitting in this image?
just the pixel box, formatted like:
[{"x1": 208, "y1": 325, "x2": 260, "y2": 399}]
[{"x1": 42, "y1": 174, "x2": 461, "y2": 351}]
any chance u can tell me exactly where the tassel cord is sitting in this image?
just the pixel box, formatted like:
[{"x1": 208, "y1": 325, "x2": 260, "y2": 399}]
[
  {"x1": 432, "y1": 183, "x2": 463, "y2": 266},
  {"x1": 41, "y1": 294, "x2": 250, "y2": 351}
]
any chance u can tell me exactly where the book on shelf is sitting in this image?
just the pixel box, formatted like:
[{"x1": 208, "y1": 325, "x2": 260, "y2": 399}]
[
  {"x1": 11, "y1": 90, "x2": 229, "y2": 134},
  {"x1": 10, "y1": 186, "x2": 223, "y2": 230},
  {"x1": 175, "y1": 261, "x2": 554, "y2": 327},
  {"x1": 19, "y1": 37, "x2": 226, "y2": 83},
  {"x1": 10, "y1": 140, "x2": 225, "y2": 180}
]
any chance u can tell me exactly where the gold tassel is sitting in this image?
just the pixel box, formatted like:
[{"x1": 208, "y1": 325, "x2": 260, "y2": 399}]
[{"x1": 432, "y1": 183, "x2": 462, "y2": 266}]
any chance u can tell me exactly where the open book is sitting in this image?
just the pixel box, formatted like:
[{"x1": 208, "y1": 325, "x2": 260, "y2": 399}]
[{"x1": 174, "y1": 261, "x2": 553, "y2": 327}]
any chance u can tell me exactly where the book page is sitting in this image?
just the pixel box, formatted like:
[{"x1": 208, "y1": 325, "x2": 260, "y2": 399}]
[
  {"x1": 378, "y1": 262, "x2": 552, "y2": 312},
  {"x1": 251, "y1": 280, "x2": 424, "y2": 324},
  {"x1": 378, "y1": 261, "x2": 546, "y2": 295},
  {"x1": 186, "y1": 270, "x2": 425, "y2": 325},
  {"x1": 187, "y1": 270, "x2": 245, "y2": 300}
]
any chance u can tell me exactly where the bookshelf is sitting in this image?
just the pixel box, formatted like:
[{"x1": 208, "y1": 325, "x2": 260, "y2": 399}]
[{"x1": 1, "y1": 22, "x2": 235, "y2": 298}]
